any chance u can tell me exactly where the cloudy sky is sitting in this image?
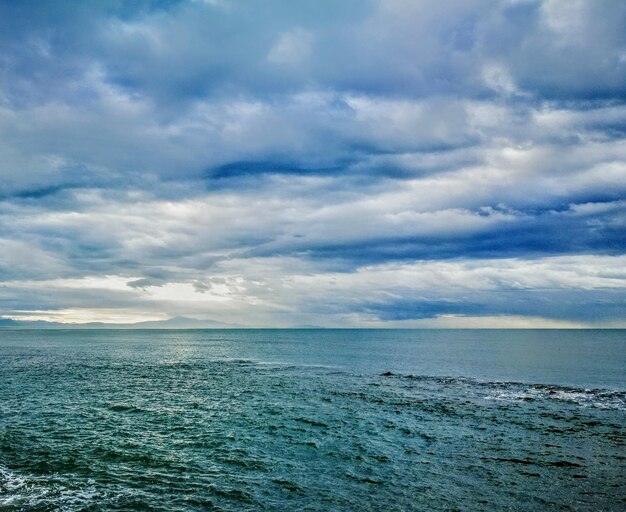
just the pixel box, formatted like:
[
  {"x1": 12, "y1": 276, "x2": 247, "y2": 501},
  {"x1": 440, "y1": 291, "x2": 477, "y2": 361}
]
[{"x1": 1, "y1": 0, "x2": 625, "y2": 327}]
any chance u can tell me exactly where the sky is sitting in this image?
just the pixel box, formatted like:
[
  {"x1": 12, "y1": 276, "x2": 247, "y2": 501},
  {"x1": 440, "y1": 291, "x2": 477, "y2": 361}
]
[{"x1": 0, "y1": 0, "x2": 625, "y2": 327}]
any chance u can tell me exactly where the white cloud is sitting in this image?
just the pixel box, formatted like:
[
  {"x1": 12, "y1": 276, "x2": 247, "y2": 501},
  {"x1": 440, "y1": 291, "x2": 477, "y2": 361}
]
[
  {"x1": 268, "y1": 28, "x2": 314, "y2": 66},
  {"x1": 2, "y1": 254, "x2": 624, "y2": 325}
]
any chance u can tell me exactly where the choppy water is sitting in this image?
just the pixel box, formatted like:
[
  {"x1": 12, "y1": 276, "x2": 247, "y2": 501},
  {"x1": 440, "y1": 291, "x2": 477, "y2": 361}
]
[{"x1": 0, "y1": 329, "x2": 624, "y2": 511}]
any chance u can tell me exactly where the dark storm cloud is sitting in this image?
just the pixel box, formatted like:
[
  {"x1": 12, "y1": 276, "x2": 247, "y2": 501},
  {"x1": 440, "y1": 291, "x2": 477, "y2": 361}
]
[{"x1": 359, "y1": 288, "x2": 626, "y2": 323}]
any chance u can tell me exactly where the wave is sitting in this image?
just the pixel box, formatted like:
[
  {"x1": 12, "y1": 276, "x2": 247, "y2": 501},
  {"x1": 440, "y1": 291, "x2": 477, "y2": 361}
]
[
  {"x1": 0, "y1": 464, "x2": 104, "y2": 511},
  {"x1": 379, "y1": 372, "x2": 626, "y2": 410}
]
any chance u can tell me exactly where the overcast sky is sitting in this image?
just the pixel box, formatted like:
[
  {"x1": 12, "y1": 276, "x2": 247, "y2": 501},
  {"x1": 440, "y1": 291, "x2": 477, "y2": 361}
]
[{"x1": 1, "y1": 0, "x2": 625, "y2": 327}]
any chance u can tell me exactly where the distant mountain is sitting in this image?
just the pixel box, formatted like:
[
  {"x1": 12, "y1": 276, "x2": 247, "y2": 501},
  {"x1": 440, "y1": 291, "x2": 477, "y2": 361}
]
[
  {"x1": 130, "y1": 316, "x2": 238, "y2": 329},
  {"x1": 0, "y1": 316, "x2": 239, "y2": 329}
]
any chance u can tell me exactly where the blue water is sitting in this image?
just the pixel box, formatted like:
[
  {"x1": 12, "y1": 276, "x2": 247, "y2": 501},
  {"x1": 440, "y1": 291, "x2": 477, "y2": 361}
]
[{"x1": 0, "y1": 329, "x2": 624, "y2": 510}]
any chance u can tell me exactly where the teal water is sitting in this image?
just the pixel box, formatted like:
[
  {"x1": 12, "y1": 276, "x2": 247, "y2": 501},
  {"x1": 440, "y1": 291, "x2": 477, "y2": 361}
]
[{"x1": 0, "y1": 329, "x2": 624, "y2": 511}]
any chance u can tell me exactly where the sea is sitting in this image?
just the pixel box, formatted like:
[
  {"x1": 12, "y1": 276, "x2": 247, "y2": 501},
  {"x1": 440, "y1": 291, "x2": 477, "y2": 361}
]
[{"x1": 0, "y1": 329, "x2": 624, "y2": 511}]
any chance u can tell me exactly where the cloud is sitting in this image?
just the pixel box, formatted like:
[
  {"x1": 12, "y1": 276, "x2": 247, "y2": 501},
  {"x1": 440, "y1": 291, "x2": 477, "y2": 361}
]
[
  {"x1": 1, "y1": 255, "x2": 624, "y2": 326},
  {"x1": 268, "y1": 28, "x2": 314, "y2": 66},
  {"x1": 0, "y1": 0, "x2": 624, "y2": 325}
]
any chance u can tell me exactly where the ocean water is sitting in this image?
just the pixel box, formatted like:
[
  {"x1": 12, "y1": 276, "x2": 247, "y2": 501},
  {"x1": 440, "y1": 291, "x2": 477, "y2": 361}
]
[{"x1": 0, "y1": 329, "x2": 624, "y2": 511}]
